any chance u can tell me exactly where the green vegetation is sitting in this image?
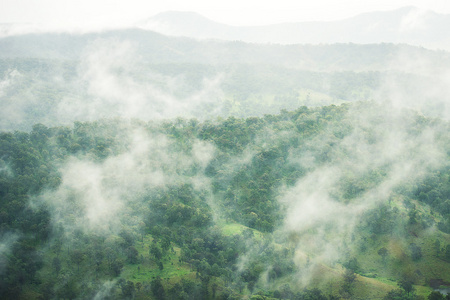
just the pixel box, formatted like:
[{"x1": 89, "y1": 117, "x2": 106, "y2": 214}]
[{"x1": 0, "y1": 101, "x2": 449, "y2": 299}]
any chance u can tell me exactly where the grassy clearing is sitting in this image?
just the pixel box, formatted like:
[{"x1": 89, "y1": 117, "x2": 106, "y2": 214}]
[
  {"x1": 353, "y1": 275, "x2": 396, "y2": 299},
  {"x1": 221, "y1": 223, "x2": 245, "y2": 236},
  {"x1": 374, "y1": 276, "x2": 399, "y2": 287},
  {"x1": 415, "y1": 285, "x2": 434, "y2": 297},
  {"x1": 220, "y1": 222, "x2": 264, "y2": 240},
  {"x1": 122, "y1": 234, "x2": 194, "y2": 284}
]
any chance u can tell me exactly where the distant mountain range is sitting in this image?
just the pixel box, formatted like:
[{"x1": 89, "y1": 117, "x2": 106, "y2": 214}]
[
  {"x1": 2, "y1": 28, "x2": 449, "y2": 73},
  {"x1": 137, "y1": 7, "x2": 450, "y2": 50},
  {"x1": 1, "y1": 7, "x2": 449, "y2": 50},
  {"x1": 1, "y1": 8, "x2": 450, "y2": 128}
]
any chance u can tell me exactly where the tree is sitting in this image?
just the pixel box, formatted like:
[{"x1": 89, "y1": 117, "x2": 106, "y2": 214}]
[
  {"x1": 70, "y1": 249, "x2": 85, "y2": 272},
  {"x1": 398, "y1": 279, "x2": 415, "y2": 297},
  {"x1": 384, "y1": 289, "x2": 407, "y2": 300},
  {"x1": 409, "y1": 243, "x2": 422, "y2": 261},
  {"x1": 445, "y1": 244, "x2": 450, "y2": 261},
  {"x1": 52, "y1": 257, "x2": 61, "y2": 274},
  {"x1": 279, "y1": 284, "x2": 293, "y2": 299},
  {"x1": 408, "y1": 209, "x2": 418, "y2": 225},
  {"x1": 378, "y1": 247, "x2": 389, "y2": 264},
  {"x1": 150, "y1": 242, "x2": 163, "y2": 261},
  {"x1": 434, "y1": 240, "x2": 441, "y2": 256},
  {"x1": 138, "y1": 221, "x2": 146, "y2": 242},
  {"x1": 211, "y1": 282, "x2": 218, "y2": 299},
  {"x1": 344, "y1": 257, "x2": 359, "y2": 272},
  {"x1": 94, "y1": 250, "x2": 104, "y2": 271},
  {"x1": 126, "y1": 246, "x2": 139, "y2": 264},
  {"x1": 161, "y1": 236, "x2": 171, "y2": 253},
  {"x1": 111, "y1": 259, "x2": 124, "y2": 276},
  {"x1": 120, "y1": 280, "x2": 135, "y2": 299},
  {"x1": 57, "y1": 278, "x2": 78, "y2": 300},
  {"x1": 302, "y1": 288, "x2": 328, "y2": 300},
  {"x1": 151, "y1": 276, "x2": 165, "y2": 300},
  {"x1": 135, "y1": 282, "x2": 142, "y2": 292},
  {"x1": 428, "y1": 291, "x2": 445, "y2": 300},
  {"x1": 340, "y1": 268, "x2": 357, "y2": 298}
]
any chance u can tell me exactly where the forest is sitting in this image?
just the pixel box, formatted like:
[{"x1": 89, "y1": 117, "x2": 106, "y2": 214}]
[
  {"x1": 1, "y1": 17, "x2": 450, "y2": 299},
  {"x1": 1, "y1": 100, "x2": 450, "y2": 299}
]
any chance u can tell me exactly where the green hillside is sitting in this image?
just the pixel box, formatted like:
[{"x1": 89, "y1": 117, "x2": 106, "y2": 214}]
[
  {"x1": 1, "y1": 102, "x2": 449, "y2": 299},
  {"x1": 2, "y1": 34, "x2": 450, "y2": 131}
]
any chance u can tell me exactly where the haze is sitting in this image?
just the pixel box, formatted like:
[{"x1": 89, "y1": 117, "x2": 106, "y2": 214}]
[
  {"x1": 1, "y1": 0, "x2": 450, "y2": 299},
  {"x1": 2, "y1": 0, "x2": 450, "y2": 27}
]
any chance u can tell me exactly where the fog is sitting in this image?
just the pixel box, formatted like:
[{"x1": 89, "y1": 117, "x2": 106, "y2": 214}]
[
  {"x1": 26, "y1": 42, "x2": 450, "y2": 293},
  {"x1": 275, "y1": 102, "x2": 446, "y2": 285},
  {"x1": 0, "y1": 37, "x2": 229, "y2": 130},
  {"x1": 375, "y1": 49, "x2": 450, "y2": 119},
  {"x1": 37, "y1": 127, "x2": 217, "y2": 236},
  {"x1": 1, "y1": 5, "x2": 450, "y2": 298},
  {"x1": 0, "y1": 233, "x2": 19, "y2": 275},
  {"x1": 59, "y1": 38, "x2": 225, "y2": 122}
]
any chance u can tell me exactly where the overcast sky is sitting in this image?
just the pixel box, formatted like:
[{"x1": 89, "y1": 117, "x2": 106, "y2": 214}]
[{"x1": 1, "y1": 0, "x2": 450, "y2": 28}]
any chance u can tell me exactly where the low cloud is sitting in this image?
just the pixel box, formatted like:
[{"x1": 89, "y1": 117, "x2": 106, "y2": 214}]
[
  {"x1": 0, "y1": 232, "x2": 19, "y2": 275},
  {"x1": 272, "y1": 101, "x2": 446, "y2": 285},
  {"x1": 400, "y1": 8, "x2": 429, "y2": 33},
  {"x1": 37, "y1": 126, "x2": 217, "y2": 236},
  {"x1": 376, "y1": 48, "x2": 450, "y2": 120},
  {"x1": 56, "y1": 38, "x2": 225, "y2": 123},
  {"x1": 0, "y1": 69, "x2": 34, "y2": 130},
  {"x1": 92, "y1": 280, "x2": 116, "y2": 300}
]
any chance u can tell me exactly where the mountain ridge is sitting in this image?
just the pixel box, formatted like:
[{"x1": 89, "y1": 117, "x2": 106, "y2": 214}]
[
  {"x1": 1, "y1": 28, "x2": 449, "y2": 73},
  {"x1": 137, "y1": 7, "x2": 450, "y2": 49}
]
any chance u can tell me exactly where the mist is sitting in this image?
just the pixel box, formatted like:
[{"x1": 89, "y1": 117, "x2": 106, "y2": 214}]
[
  {"x1": 0, "y1": 233, "x2": 19, "y2": 275},
  {"x1": 36, "y1": 126, "x2": 217, "y2": 237},
  {"x1": 53, "y1": 38, "x2": 225, "y2": 127},
  {"x1": 375, "y1": 49, "x2": 450, "y2": 119},
  {"x1": 1, "y1": 5, "x2": 450, "y2": 299},
  {"x1": 275, "y1": 102, "x2": 446, "y2": 283}
]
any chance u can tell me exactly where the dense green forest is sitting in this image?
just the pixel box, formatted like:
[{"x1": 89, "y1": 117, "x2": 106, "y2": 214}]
[
  {"x1": 0, "y1": 58, "x2": 381, "y2": 130},
  {"x1": 1, "y1": 101, "x2": 450, "y2": 299},
  {"x1": 2, "y1": 32, "x2": 450, "y2": 131},
  {"x1": 1, "y1": 26, "x2": 450, "y2": 300}
]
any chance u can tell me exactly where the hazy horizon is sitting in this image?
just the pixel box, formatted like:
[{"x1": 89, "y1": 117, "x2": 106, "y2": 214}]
[
  {"x1": 2, "y1": 1, "x2": 450, "y2": 299},
  {"x1": 1, "y1": 0, "x2": 450, "y2": 29}
]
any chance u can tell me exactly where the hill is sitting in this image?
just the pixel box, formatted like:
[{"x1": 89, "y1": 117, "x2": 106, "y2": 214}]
[
  {"x1": 138, "y1": 7, "x2": 450, "y2": 50},
  {"x1": 1, "y1": 102, "x2": 450, "y2": 299},
  {"x1": 1, "y1": 30, "x2": 450, "y2": 131},
  {"x1": 2, "y1": 28, "x2": 450, "y2": 71}
]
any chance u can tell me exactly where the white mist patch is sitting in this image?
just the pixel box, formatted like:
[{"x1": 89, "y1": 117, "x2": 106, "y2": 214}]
[
  {"x1": 0, "y1": 69, "x2": 35, "y2": 130},
  {"x1": 79, "y1": 39, "x2": 152, "y2": 118},
  {"x1": 38, "y1": 127, "x2": 217, "y2": 236},
  {"x1": 0, "y1": 69, "x2": 20, "y2": 97},
  {"x1": 92, "y1": 280, "x2": 116, "y2": 300},
  {"x1": 44, "y1": 159, "x2": 124, "y2": 233},
  {"x1": 56, "y1": 38, "x2": 225, "y2": 122},
  {"x1": 192, "y1": 140, "x2": 215, "y2": 169},
  {"x1": 0, "y1": 158, "x2": 13, "y2": 178},
  {"x1": 400, "y1": 8, "x2": 428, "y2": 32},
  {"x1": 0, "y1": 232, "x2": 19, "y2": 275},
  {"x1": 276, "y1": 103, "x2": 446, "y2": 285},
  {"x1": 283, "y1": 167, "x2": 359, "y2": 232},
  {"x1": 376, "y1": 49, "x2": 450, "y2": 120}
]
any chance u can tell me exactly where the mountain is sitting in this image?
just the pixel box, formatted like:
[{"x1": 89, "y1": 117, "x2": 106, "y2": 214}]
[
  {"x1": 2, "y1": 7, "x2": 450, "y2": 300},
  {"x1": 2, "y1": 28, "x2": 450, "y2": 131},
  {"x1": 1, "y1": 102, "x2": 450, "y2": 299},
  {"x1": 138, "y1": 7, "x2": 450, "y2": 50},
  {"x1": 1, "y1": 28, "x2": 449, "y2": 72}
]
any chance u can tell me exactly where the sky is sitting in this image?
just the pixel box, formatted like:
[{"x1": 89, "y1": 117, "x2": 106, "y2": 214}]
[{"x1": 1, "y1": 0, "x2": 450, "y2": 28}]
